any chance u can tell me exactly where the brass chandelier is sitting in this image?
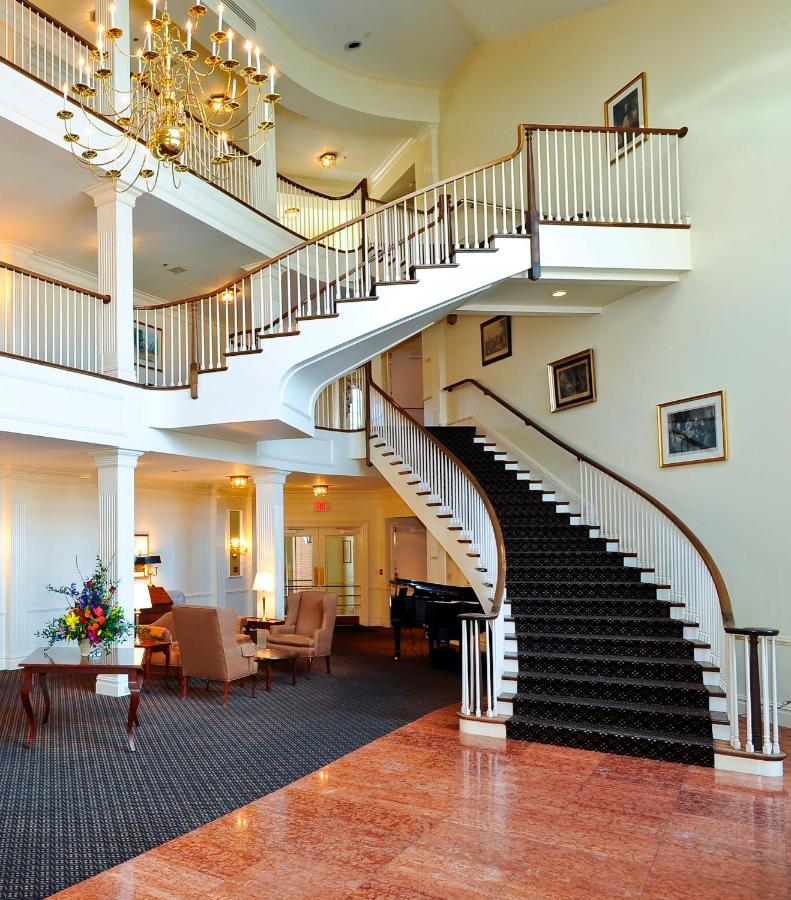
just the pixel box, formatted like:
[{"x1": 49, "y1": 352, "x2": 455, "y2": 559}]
[{"x1": 58, "y1": 1, "x2": 280, "y2": 192}]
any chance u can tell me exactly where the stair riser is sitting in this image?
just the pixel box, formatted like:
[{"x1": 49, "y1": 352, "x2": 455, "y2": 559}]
[
  {"x1": 512, "y1": 698, "x2": 714, "y2": 737},
  {"x1": 505, "y1": 551, "x2": 633, "y2": 565},
  {"x1": 507, "y1": 567, "x2": 647, "y2": 583},
  {"x1": 512, "y1": 583, "x2": 664, "y2": 599},
  {"x1": 505, "y1": 719, "x2": 715, "y2": 767},
  {"x1": 510, "y1": 619, "x2": 690, "y2": 638},
  {"x1": 516, "y1": 655, "x2": 705, "y2": 683},
  {"x1": 509, "y1": 599, "x2": 676, "y2": 618},
  {"x1": 513, "y1": 675, "x2": 712, "y2": 709},
  {"x1": 515, "y1": 636, "x2": 696, "y2": 659}
]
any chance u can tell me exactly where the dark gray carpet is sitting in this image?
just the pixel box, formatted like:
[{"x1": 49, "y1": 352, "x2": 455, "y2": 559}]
[{"x1": 0, "y1": 629, "x2": 458, "y2": 899}]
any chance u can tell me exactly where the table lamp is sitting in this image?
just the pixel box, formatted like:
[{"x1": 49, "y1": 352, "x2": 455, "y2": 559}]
[
  {"x1": 133, "y1": 579, "x2": 152, "y2": 629},
  {"x1": 252, "y1": 572, "x2": 275, "y2": 618}
]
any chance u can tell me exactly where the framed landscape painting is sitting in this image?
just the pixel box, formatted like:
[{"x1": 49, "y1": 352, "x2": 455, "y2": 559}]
[
  {"x1": 548, "y1": 348, "x2": 596, "y2": 412},
  {"x1": 480, "y1": 315, "x2": 512, "y2": 366},
  {"x1": 134, "y1": 323, "x2": 163, "y2": 373},
  {"x1": 657, "y1": 390, "x2": 727, "y2": 468},
  {"x1": 604, "y1": 72, "x2": 647, "y2": 162}
]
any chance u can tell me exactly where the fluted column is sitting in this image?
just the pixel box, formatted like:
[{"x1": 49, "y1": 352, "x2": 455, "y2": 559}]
[
  {"x1": 84, "y1": 183, "x2": 140, "y2": 380},
  {"x1": 91, "y1": 448, "x2": 142, "y2": 696},
  {"x1": 253, "y1": 470, "x2": 289, "y2": 617}
]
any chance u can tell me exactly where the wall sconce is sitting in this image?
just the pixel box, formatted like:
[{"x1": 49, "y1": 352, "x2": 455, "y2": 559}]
[
  {"x1": 229, "y1": 537, "x2": 249, "y2": 560},
  {"x1": 228, "y1": 475, "x2": 249, "y2": 489},
  {"x1": 318, "y1": 152, "x2": 337, "y2": 170},
  {"x1": 312, "y1": 483, "x2": 329, "y2": 497}
]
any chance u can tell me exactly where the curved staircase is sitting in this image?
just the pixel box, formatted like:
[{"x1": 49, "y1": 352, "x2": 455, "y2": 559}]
[{"x1": 429, "y1": 425, "x2": 721, "y2": 767}]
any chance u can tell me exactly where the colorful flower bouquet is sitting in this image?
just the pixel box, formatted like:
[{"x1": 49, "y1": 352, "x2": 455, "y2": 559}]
[{"x1": 37, "y1": 558, "x2": 134, "y2": 657}]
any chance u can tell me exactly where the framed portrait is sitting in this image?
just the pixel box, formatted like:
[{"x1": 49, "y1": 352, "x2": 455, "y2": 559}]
[
  {"x1": 548, "y1": 348, "x2": 596, "y2": 412},
  {"x1": 480, "y1": 315, "x2": 512, "y2": 367},
  {"x1": 604, "y1": 72, "x2": 647, "y2": 163},
  {"x1": 134, "y1": 323, "x2": 163, "y2": 373},
  {"x1": 657, "y1": 391, "x2": 727, "y2": 468}
]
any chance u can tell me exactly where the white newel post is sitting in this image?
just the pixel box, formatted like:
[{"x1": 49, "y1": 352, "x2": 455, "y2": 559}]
[
  {"x1": 84, "y1": 183, "x2": 141, "y2": 380},
  {"x1": 253, "y1": 470, "x2": 288, "y2": 618},
  {"x1": 91, "y1": 449, "x2": 142, "y2": 696}
]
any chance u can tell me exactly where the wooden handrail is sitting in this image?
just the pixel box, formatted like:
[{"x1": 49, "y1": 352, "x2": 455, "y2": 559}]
[
  {"x1": 0, "y1": 261, "x2": 111, "y2": 302},
  {"x1": 444, "y1": 377, "x2": 733, "y2": 627},
  {"x1": 368, "y1": 375, "x2": 506, "y2": 615},
  {"x1": 277, "y1": 173, "x2": 371, "y2": 202},
  {"x1": 524, "y1": 124, "x2": 689, "y2": 137}
]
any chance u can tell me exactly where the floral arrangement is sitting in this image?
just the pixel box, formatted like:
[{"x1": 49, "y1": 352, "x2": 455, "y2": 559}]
[{"x1": 37, "y1": 558, "x2": 134, "y2": 655}]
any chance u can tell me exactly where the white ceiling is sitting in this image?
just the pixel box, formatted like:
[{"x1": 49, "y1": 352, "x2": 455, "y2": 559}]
[
  {"x1": 0, "y1": 118, "x2": 262, "y2": 300},
  {"x1": 276, "y1": 106, "x2": 406, "y2": 186},
  {"x1": 261, "y1": 0, "x2": 618, "y2": 86}
]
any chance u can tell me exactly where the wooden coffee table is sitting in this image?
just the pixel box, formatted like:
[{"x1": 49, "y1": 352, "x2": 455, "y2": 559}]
[
  {"x1": 18, "y1": 645, "x2": 145, "y2": 751},
  {"x1": 244, "y1": 618, "x2": 286, "y2": 644},
  {"x1": 256, "y1": 648, "x2": 297, "y2": 691}
]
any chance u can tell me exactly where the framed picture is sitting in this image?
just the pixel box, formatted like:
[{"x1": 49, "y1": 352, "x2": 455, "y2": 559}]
[
  {"x1": 604, "y1": 72, "x2": 647, "y2": 163},
  {"x1": 480, "y1": 315, "x2": 512, "y2": 366},
  {"x1": 134, "y1": 323, "x2": 163, "y2": 373},
  {"x1": 657, "y1": 391, "x2": 727, "y2": 468},
  {"x1": 548, "y1": 348, "x2": 596, "y2": 412}
]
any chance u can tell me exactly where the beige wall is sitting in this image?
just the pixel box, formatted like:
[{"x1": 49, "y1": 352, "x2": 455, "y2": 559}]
[
  {"x1": 284, "y1": 486, "x2": 413, "y2": 625},
  {"x1": 432, "y1": 0, "x2": 791, "y2": 698}
]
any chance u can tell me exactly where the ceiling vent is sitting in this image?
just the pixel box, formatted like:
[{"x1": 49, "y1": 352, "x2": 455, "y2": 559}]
[
  {"x1": 222, "y1": 0, "x2": 256, "y2": 33},
  {"x1": 168, "y1": 266, "x2": 187, "y2": 274}
]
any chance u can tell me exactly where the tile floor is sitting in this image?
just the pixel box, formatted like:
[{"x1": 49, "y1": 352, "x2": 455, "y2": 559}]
[{"x1": 55, "y1": 706, "x2": 790, "y2": 899}]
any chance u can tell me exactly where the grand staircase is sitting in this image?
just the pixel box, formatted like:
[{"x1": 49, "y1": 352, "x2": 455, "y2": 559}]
[{"x1": 428, "y1": 425, "x2": 722, "y2": 766}]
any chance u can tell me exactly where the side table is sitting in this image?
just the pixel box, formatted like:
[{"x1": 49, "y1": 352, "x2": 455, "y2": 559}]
[{"x1": 255, "y1": 648, "x2": 297, "y2": 691}]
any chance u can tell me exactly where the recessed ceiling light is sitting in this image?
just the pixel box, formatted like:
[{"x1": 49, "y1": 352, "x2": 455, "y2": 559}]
[
  {"x1": 344, "y1": 40, "x2": 362, "y2": 51},
  {"x1": 552, "y1": 290, "x2": 567, "y2": 298}
]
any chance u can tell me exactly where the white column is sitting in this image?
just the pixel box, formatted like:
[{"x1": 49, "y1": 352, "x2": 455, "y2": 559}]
[
  {"x1": 92, "y1": 448, "x2": 142, "y2": 696},
  {"x1": 84, "y1": 183, "x2": 141, "y2": 380},
  {"x1": 253, "y1": 470, "x2": 288, "y2": 617}
]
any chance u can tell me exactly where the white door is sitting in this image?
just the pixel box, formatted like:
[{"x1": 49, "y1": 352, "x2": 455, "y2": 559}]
[{"x1": 285, "y1": 527, "x2": 361, "y2": 620}]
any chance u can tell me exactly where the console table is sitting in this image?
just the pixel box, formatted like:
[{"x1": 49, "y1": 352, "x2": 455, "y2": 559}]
[{"x1": 18, "y1": 646, "x2": 146, "y2": 751}]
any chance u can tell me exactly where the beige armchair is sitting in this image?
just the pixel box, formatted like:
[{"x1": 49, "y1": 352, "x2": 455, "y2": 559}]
[
  {"x1": 267, "y1": 591, "x2": 338, "y2": 678},
  {"x1": 172, "y1": 605, "x2": 258, "y2": 704}
]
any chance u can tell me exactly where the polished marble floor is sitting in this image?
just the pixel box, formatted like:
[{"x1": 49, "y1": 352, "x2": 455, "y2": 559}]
[{"x1": 56, "y1": 707, "x2": 790, "y2": 899}]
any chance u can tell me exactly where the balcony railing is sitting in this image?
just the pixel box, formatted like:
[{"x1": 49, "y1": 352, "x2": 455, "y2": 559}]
[
  {"x1": 314, "y1": 366, "x2": 365, "y2": 431},
  {"x1": 0, "y1": 260, "x2": 108, "y2": 373}
]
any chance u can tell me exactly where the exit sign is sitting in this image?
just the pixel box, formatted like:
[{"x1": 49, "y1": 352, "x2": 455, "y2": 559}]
[{"x1": 314, "y1": 501, "x2": 328, "y2": 512}]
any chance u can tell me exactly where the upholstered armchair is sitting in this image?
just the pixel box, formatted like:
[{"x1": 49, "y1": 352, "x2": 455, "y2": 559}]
[
  {"x1": 172, "y1": 606, "x2": 258, "y2": 704},
  {"x1": 266, "y1": 591, "x2": 338, "y2": 678}
]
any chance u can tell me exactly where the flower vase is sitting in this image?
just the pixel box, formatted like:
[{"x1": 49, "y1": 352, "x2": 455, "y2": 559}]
[{"x1": 78, "y1": 639, "x2": 93, "y2": 658}]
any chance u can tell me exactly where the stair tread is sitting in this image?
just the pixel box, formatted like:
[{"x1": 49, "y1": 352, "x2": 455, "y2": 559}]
[
  {"x1": 508, "y1": 650, "x2": 717, "y2": 670},
  {"x1": 514, "y1": 691, "x2": 722, "y2": 719},
  {"x1": 509, "y1": 597, "x2": 684, "y2": 606},
  {"x1": 512, "y1": 632, "x2": 703, "y2": 644},
  {"x1": 507, "y1": 615, "x2": 698, "y2": 627},
  {"x1": 508, "y1": 714, "x2": 714, "y2": 747}
]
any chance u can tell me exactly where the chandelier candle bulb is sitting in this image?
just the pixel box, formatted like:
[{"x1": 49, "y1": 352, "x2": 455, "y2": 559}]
[
  {"x1": 227, "y1": 29, "x2": 233, "y2": 60},
  {"x1": 245, "y1": 41, "x2": 252, "y2": 68},
  {"x1": 270, "y1": 65, "x2": 275, "y2": 95},
  {"x1": 218, "y1": 2, "x2": 223, "y2": 31},
  {"x1": 109, "y1": 4, "x2": 115, "y2": 28},
  {"x1": 186, "y1": 20, "x2": 192, "y2": 50},
  {"x1": 152, "y1": 0, "x2": 157, "y2": 20}
]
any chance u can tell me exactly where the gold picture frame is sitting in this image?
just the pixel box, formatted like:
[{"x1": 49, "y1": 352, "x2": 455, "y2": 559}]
[
  {"x1": 548, "y1": 348, "x2": 596, "y2": 412},
  {"x1": 604, "y1": 72, "x2": 648, "y2": 164},
  {"x1": 657, "y1": 390, "x2": 728, "y2": 468}
]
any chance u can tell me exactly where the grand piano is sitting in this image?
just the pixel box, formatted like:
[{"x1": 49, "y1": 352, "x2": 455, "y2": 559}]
[{"x1": 390, "y1": 578, "x2": 482, "y2": 668}]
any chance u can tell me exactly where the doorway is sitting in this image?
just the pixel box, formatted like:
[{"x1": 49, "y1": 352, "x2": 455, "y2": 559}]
[
  {"x1": 386, "y1": 335, "x2": 424, "y2": 423},
  {"x1": 388, "y1": 517, "x2": 427, "y2": 582},
  {"x1": 285, "y1": 527, "x2": 361, "y2": 625}
]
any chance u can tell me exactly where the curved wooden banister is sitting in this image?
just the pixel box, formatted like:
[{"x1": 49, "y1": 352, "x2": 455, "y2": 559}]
[
  {"x1": 367, "y1": 375, "x2": 506, "y2": 615},
  {"x1": 0, "y1": 261, "x2": 111, "y2": 302},
  {"x1": 523, "y1": 123, "x2": 688, "y2": 138},
  {"x1": 277, "y1": 173, "x2": 371, "y2": 202},
  {"x1": 444, "y1": 377, "x2": 733, "y2": 627}
]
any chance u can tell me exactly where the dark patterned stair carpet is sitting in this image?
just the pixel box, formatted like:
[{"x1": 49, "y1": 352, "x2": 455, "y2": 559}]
[
  {"x1": 0, "y1": 629, "x2": 458, "y2": 899},
  {"x1": 427, "y1": 426, "x2": 716, "y2": 769}
]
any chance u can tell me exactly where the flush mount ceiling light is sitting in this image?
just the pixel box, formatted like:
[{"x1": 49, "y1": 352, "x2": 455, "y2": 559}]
[
  {"x1": 284, "y1": 206, "x2": 300, "y2": 217},
  {"x1": 318, "y1": 152, "x2": 337, "y2": 170},
  {"x1": 220, "y1": 287, "x2": 237, "y2": 303},
  {"x1": 228, "y1": 474, "x2": 249, "y2": 488},
  {"x1": 552, "y1": 290, "x2": 567, "y2": 297},
  {"x1": 344, "y1": 40, "x2": 361, "y2": 51},
  {"x1": 312, "y1": 483, "x2": 329, "y2": 497}
]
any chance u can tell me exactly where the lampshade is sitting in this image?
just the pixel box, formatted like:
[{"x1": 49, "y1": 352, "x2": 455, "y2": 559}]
[
  {"x1": 134, "y1": 556, "x2": 147, "y2": 567},
  {"x1": 133, "y1": 579, "x2": 152, "y2": 610},
  {"x1": 253, "y1": 572, "x2": 275, "y2": 593},
  {"x1": 144, "y1": 555, "x2": 162, "y2": 566}
]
